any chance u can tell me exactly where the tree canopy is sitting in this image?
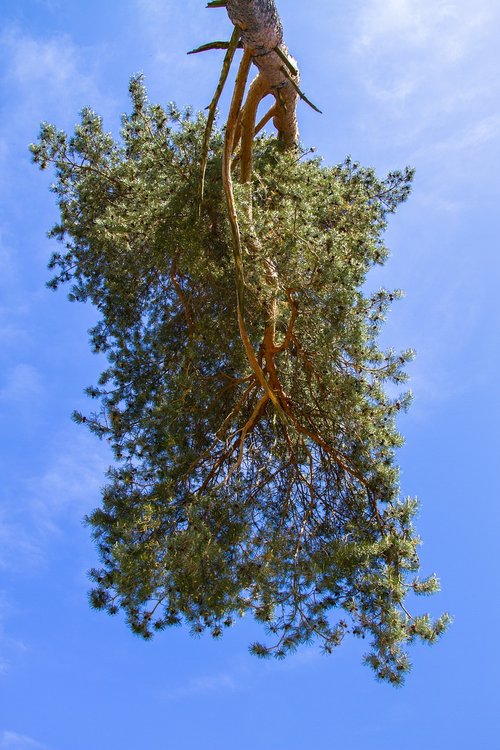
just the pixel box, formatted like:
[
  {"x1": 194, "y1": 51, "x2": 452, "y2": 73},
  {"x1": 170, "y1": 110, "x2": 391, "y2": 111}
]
[{"x1": 31, "y1": 0, "x2": 449, "y2": 685}]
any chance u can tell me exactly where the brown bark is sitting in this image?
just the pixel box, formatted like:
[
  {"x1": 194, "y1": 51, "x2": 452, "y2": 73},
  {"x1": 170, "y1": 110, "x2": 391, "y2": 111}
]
[
  {"x1": 213, "y1": 0, "x2": 300, "y2": 426},
  {"x1": 197, "y1": 1, "x2": 348, "y2": 465},
  {"x1": 221, "y1": 49, "x2": 288, "y2": 423},
  {"x1": 190, "y1": 2, "x2": 378, "y2": 526},
  {"x1": 226, "y1": 0, "x2": 299, "y2": 148}
]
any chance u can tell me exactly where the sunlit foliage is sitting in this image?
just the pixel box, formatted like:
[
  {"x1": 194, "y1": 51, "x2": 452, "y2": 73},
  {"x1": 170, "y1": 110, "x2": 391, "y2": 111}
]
[{"x1": 31, "y1": 78, "x2": 449, "y2": 684}]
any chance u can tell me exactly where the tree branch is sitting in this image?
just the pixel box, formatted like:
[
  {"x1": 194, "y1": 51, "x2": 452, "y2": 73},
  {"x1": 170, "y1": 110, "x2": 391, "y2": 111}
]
[
  {"x1": 199, "y1": 26, "x2": 241, "y2": 201},
  {"x1": 188, "y1": 40, "x2": 243, "y2": 54}
]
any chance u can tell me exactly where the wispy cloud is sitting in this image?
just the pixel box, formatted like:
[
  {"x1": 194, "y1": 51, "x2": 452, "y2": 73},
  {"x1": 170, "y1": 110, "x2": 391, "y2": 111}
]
[
  {"x1": 0, "y1": 238, "x2": 14, "y2": 280},
  {"x1": 27, "y1": 431, "x2": 108, "y2": 535},
  {"x1": 0, "y1": 26, "x2": 111, "y2": 125},
  {"x1": 0, "y1": 732, "x2": 48, "y2": 750},
  {"x1": 350, "y1": 0, "x2": 500, "y2": 161},
  {"x1": 0, "y1": 363, "x2": 45, "y2": 438},
  {"x1": 132, "y1": 0, "x2": 233, "y2": 108},
  {"x1": 409, "y1": 112, "x2": 500, "y2": 168},
  {"x1": 0, "y1": 364, "x2": 43, "y2": 406},
  {"x1": 0, "y1": 313, "x2": 30, "y2": 348},
  {"x1": 267, "y1": 646, "x2": 321, "y2": 672},
  {"x1": 135, "y1": 0, "x2": 175, "y2": 33},
  {"x1": 0, "y1": 429, "x2": 109, "y2": 571},
  {"x1": 0, "y1": 510, "x2": 44, "y2": 572},
  {"x1": 158, "y1": 646, "x2": 322, "y2": 703},
  {"x1": 159, "y1": 671, "x2": 238, "y2": 701},
  {"x1": 300, "y1": 0, "x2": 500, "y2": 234},
  {"x1": 0, "y1": 26, "x2": 113, "y2": 347},
  {"x1": 32, "y1": 0, "x2": 62, "y2": 11},
  {"x1": 0, "y1": 26, "x2": 114, "y2": 570},
  {"x1": 355, "y1": 0, "x2": 494, "y2": 64},
  {"x1": 0, "y1": 593, "x2": 30, "y2": 676},
  {"x1": 0, "y1": 25, "x2": 114, "y2": 212}
]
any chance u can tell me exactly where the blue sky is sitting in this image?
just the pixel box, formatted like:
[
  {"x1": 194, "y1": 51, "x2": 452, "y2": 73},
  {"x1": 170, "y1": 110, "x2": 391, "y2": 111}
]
[{"x1": 1, "y1": 0, "x2": 499, "y2": 747}]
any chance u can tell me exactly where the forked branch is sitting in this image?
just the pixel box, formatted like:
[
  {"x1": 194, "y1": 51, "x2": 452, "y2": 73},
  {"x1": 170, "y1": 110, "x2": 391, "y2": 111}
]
[{"x1": 194, "y1": 0, "x2": 372, "y2": 515}]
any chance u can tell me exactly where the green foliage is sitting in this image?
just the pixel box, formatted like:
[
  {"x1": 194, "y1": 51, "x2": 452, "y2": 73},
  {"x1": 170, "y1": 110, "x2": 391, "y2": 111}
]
[{"x1": 31, "y1": 76, "x2": 449, "y2": 684}]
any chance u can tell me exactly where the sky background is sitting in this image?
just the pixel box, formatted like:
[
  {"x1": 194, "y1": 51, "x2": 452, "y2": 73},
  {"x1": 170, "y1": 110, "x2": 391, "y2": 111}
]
[{"x1": 0, "y1": 0, "x2": 499, "y2": 747}]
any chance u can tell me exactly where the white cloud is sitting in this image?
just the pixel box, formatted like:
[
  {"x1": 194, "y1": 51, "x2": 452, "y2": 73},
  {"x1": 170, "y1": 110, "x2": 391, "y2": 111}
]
[
  {"x1": 0, "y1": 231, "x2": 33, "y2": 353},
  {"x1": 0, "y1": 27, "x2": 110, "y2": 121},
  {"x1": 0, "y1": 732, "x2": 48, "y2": 750},
  {"x1": 33, "y1": 0, "x2": 62, "y2": 10},
  {"x1": 357, "y1": 0, "x2": 449, "y2": 49},
  {"x1": 0, "y1": 26, "x2": 114, "y2": 194},
  {"x1": 158, "y1": 647, "x2": 321, "y2": 703},
  {"x1": 0, "y1": 30, "x2": 112, "y2": 573},
  {"x1": 0, "y1": 317, "x2": 30, "y2": 347},
  {"x1": 0, "y1": 430, "x2": 109, "y2": 571},
  {"x1": 0, "y1": 511, "x2": 44, "y2": 572},
  {"x1": 132, "y1": 0, "x2": 234, "y2": 109},
  {"x1": 160, "y1": 671, "x2": 237, "y2": 700},
  {"x1": 343, "y1": 0, "x2": 500, "y2": 207},
  {"x1": 0, "y1": 136, "x2": 8, "y2": 174},
  {"x1": 355, "y1": 0, "x2": 492, "y2": 60},
  {"x1": 27, "y1": 431, "x2": 108, "y2": 535},
  {"x1": 0, "y1": 364, "x2": 43, "y2": 406},
  {"x1": 0, "y1": 362, "x2": 46, "y2": 438},
  {"x1": 0, "y1": 592, "x2": 30, "y2": 676},
  {"x1": 412, "y1": 113, "x2": 500, "y2": 162},
  {"x1": 136, "y1": 0, "x2": 174, "y2": 29},
  {"x1": 134, "y1": 0, "x2": 193, "y2": 68},
  {"x1": 352, "y1": 0, "x2": 498, "y2": 114},
  {"x1": 0, "y1": 241, "x2": 15, "y2": 282}
]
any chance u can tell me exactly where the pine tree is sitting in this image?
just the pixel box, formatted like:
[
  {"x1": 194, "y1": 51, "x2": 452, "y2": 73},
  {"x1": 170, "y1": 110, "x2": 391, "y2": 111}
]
[{"x1": 30, "y1": 0, "x2": 449, "y2": 684}]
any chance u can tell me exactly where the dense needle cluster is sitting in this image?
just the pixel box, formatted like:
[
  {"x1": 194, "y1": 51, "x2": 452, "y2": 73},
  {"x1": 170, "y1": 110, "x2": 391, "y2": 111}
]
[{"x1": 31, "y1": 77, "x2": 449, "y2": 684}]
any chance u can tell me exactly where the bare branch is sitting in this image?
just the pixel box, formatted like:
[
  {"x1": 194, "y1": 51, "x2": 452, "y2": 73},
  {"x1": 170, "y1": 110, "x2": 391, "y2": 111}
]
[
  {"x1": 188, "y1": 40, "x2": 243, "y2": 55},
  {"x1": 199, "y1": 26, "x2": 241, "y2": 202},
  {"x1": 279, "y1": 65, "x2": 322, "y2": 114}
]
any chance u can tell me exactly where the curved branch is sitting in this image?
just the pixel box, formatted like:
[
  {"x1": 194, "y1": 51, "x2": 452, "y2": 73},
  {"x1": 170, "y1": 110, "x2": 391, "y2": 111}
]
[
  {"x1": 199, "y1": 26, "x2": 241, "y2": 201},
  {"x1": 222, "y1": 51, "x2": 287, "y2": 422},
  {"x1": 239, "y1": 75, "x2": 270, "y2": 183}
]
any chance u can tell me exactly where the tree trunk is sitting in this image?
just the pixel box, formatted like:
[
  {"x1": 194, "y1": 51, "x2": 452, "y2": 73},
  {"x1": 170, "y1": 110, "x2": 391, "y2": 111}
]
[
  {"x1": 226, "y1": 0, "x2": 299, "y2": 148},
  {"x1": 201, "y1": 0, "x2": 302, "y2": 423}
]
